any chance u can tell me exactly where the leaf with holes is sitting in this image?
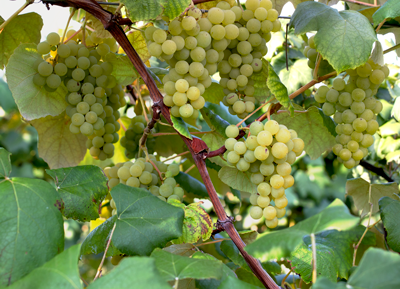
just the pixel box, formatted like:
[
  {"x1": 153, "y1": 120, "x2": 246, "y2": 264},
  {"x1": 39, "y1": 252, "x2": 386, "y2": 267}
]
[
  {"x1": 171, "y1": 115, "x2": 192, "y2": 140},
  {"x1": 30, "y1": 112, "x2": 87, "y2": 169},
  {"x1": 290, "y1": 2, "x2": 377, "y2": 72},
  {"x1": 272, "y1": 106, "x2": 336, "y2": 159},
  {"x1": 203, "y1": 82, "x2": 224, "y2": 104},
  {"x1": 168, "y1": 199, "x2": 213, "y2": 244},
  {"x1": 111, "y1": 184, "x2": 184, "y2": 256},
  {"x1": 218, "y1": 166, "x2": 257, "y2": 194},
  {"x1": 46, "y1": 165, "x2": 109, "y2": 222},
  {"x1": 345, "y1": 178, "x2": 398, "y2": 217},
  {"x1": 0, "y1": 13, "x2": 42, "y2": 69},
  {"x1": 5, "y1": 44, "x2": 68, "y2": 120},
  {"x1": 379, "y1": 197, "x2": 400, "y2": 253}
]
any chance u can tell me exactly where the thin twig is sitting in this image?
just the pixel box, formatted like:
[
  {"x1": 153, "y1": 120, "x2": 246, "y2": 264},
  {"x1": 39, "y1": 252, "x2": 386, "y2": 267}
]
[
  {"x1": 118, "y1": 119, "x2": 127, "y2": 131},
  {"x1": 0, "y1": 0, "x2": 34, "y2": 32},
  {"x1": 61, "y1": 8, "x2": 76, "y2": 43},
  {"x1": 376, "y1": 19, "x2": 386, "y2": 33},
  {"x1": 163, "y1": 151, "x2": 190, "y2": 162},
  {"x1": 94, "y1": 222, "x2": 117, "y2": 281},
  {"x1": 285, "y1": 23, "x2": 289, "y2": 71},
  {"x1": 194, "y1": 238, "x2": 231, "y2": 247},
  {"x1": 281, "y1": 270, "x2": 292, "y2": 288},
  {"x1": 313, "y1": 53, "x2": 322, "y2": 79},
  {"x1": 63, "y1": 27, "x2": 82, "y2": 44},
  {"x1": 153, "y1": 131, "x2": 213, "y2": 136},
  {"x1": 80, "y1": 276, "x2": 89, "y2": 286},
  {"x1": 311, "y1": 233, "x2": 317, "y2": 284},
  {"x1": 136, "y1": 84, "x2": 150, "y2": 123},
  {"x1": 236, "y1": 99, "x2": 274, "y2": 127},
  {"x1": 383, "y1": 43, "x2": 400, "y2": 55},
  {"x1": 174, "y1": 278, "x2": 179, "y2": 289},
  {"x1": 184, "y1": 164, "x2": 196, "y2": 174},
  {"x1": 138, "y1": 105, "x2": 161, "y2": 156}
]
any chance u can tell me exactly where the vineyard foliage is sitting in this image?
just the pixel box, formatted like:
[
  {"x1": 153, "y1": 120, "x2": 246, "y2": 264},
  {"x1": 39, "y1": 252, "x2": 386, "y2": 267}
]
[{"x1": 1, "y1": 0, "x2": 400, "y2": 288}]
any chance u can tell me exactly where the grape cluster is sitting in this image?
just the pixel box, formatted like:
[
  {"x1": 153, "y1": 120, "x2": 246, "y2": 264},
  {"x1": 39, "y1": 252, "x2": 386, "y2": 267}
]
[
  {"x1": 146, "y1": 0, "x2": 280, "y2": 119},
  {"x1": 224, "y1": 120, "x2": 304, "y2": 228},
  {"x1": 303, "y1": 35, "x2": 333, "y2": 74},
  {"x1": 35, "y1": 31, "x2": 126, "y2": 161},
  {"x1": 104, "y1": 157, "x2": 183, "y2": 215},
  {"x1": 120, "y1": 115, "x2": 158, "y2": 158},
  {"x1": 315, "y1": 59, "x2": 388, "y2": 168}
]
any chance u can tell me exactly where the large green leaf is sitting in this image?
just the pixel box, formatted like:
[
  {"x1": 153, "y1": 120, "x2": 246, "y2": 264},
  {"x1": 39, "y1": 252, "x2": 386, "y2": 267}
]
[
  {"x1": 290, "y1": 227, "x2": 375, "y2": 283},
  {"x1": 104, "y1": 53, "x2": 137, "y2": 86},
  {"x1": 0, "y1": 147, "x2": 12, "y2": 178},
  {"x1": 0, "y1": 13, "x2": 42, "y2": 69},
  {"x1": 200, "y1": 106, "x2": 230, "y2": 137},
  {"x1": 5, "y1": 44, "x2": 68, "y2": 120},
  {"x1": 267, "y1": 61, "x2": 293, "y2": 113},
  {"x1": 345, "y1": 178, "x2": 398, "y2": 217},
  {"x1": 372, "y1": 0, "x2": 400, "y2": 26},
  {"x1": 272, "y1": 106, "x2": 336, "y2": 159},
  {"x1": 218, "y1": 166, "x2": 257, "y2": 194},
  {"x1": 290, "y1": 2, "x2": 377, "y2": 72},
  {"x1": 203, "y1": 82, "x2": 224, "y2": 104},
  {"x1": 120, "y1": 0, "x2": 163, "y2": 21},
  {"x1": 379, "y1": 197, "x2": 400, "y2": 253},
  {"x1": 161, "y1": 0, "x2": 192, "y2": 19},
  {"x1": 174, "y1": 171, "x2": 209, "y2": 198},
  {"x1": 347, "y1": 248, "x2": 400, "y2": 288},
  {"x1": 250, "y1": 58, "x2": 271, "y2": 102},
  {"x1": 81, "y1": 215, "x2": 122, "y2": 256},
  {"x1": 47, "y1": 165, "x2": 109, "y2": 222},
  {"x1": 312, "y1": 278, "x2": 348, "y2": 289},
  {"x1": 8, "y1": 245, "x2": 81, "y2": 289},
  {"x1": 245, "y1": 199, "x2": 359, "y2": 262},
  {"x1": 111, "y1": 184, "x2": 184, "y2": 256},
  {"x1": 30, "y1": 113, "x2": 87, "y2": 169},
  {"x1": 0, "y1": 178, "x2": 64, "y2": 287},
  {"x1": 87, "y1": 257, "x2": 170, "y2": 289},
  {"x1": 218, "y1": 276, "x2": 263, "y2": 289},
  {"x1": 168, "y1": 199, "x2": 213, "y2": 244},
  {"x1": 171, "y1": 115, "x2": 192, "y2": 140},
  {"x1": 151, "y1": 249, "x2": 224, "y2": 281}
]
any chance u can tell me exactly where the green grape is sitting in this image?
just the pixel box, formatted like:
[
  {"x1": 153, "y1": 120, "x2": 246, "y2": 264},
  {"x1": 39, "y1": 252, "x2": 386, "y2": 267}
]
[
  {"x1": 233, "y1": 141, "x2": 247, "y2": 155},
  {"x1": 338, "y1": 92, "x2": 352, "y2": 107},
  {"x1": 244, "y1": 150, "x2": 256, "y2": 163},
  {"x1": 71, "y1": 113, "x2": 85, "y2": 126},
  {"x1": 173, "y1": 92, "x2": 188, "y2": 106},
  {"x1": 237, "y1": 41, "x2": 252, "y2": 55},
  {"x1": 80, "y1": 122, "x2": 94, "y2": 136},
  {"x1": 187, "y1": 87, "x2": 200, "y2": 101},
  {"x1": 175, "y1": 79, "x2": 189, "y2": 93},
  {"x1": 72, "y1": 68, "x2": 85, "y2": 81},
  {"x1": 236, "y1": 158, "x2": 250, "y2": 171},
  {"x1": 372, "y1": 100, "x2": 383, "y2": 114},
  {"x1": 58, "y1": 44, "x2": 71, "y2": 58},
  {"x1": 271, "y1": 142, "x2": 288, "y2": 159},
  {"x1": 326, "y1": 89, "x2": 339, "y2": 103},
  {"x1": 257, "y1": 182, "x2": 271, "y2": 196},
  {"x1": 366, "y1": 119, "x2": 379, "y2": 134},
  {"x1": 238, "y1": 27, "x2": 250, "y2": 41},
  {"x1": 322, "y1": 102, "x2": 335, "y2": 116},
  {"x1": 210, "y1": 24, "x2": 226, "y2": 40},
  {"x1": 270, "y1": 174, "x2": 284, "y2": 189},
  {"x1": 351, "y1": 101, "x2": 365, "y2": 114},
  {"x1": 85, "y1": 111, "x2": 98, "y2": 124},
  {"x1": 352, "y1": 118, "x2": 367, "y2": 132},
  {"x1": 83, "y1": 94, "x2": 96, "y2": 105},
  {"x1": 356, "y1": 77, "x2": 370, "y2": 90},
  {"x1": 352, "y1": 88, "x2": 366, "y2": 102},
  {"x1": 93, "y1": 118, "x2": 104, "y2": 130},
  {"x1": 33, "y1": 74, "x2": 46, "y2": 86},
  {"x1": 225, "y1": 138, "x2": 237, "y2": 151},
  {"x1": 248, "y1": 33, "x2": 262, "y2": 47},
  {"x1": 232, "y1": 100, "x2": 246, "y2": 114},
  {"x1": 77, "y1": 102, "x2": 90, "y2": 114},
  {"x1": 343, "y1": 158, "x2": 356, "y2": 169},
  {"x1": 38, "y1": 62, "x2": 53, "y2": 77},
  {"x1": 190, "y1": 47, "x2": 206, "y2": 62},
  {"x1": 264, "y1": 120, "x2": 279, "y2": 135},
  {"x1": 226, "y1": 125, "x2": 239, "y2": 138},
  {"x1": 251, "y1": 58, "x2": 262, "y2": 72},
  {"x1": 160, "y1": 184, "x2": 174, "y2": 197},
  {"x1": 179, "y1": 104, "x2": 194, "y2": 118},
  {"x1": 339, "y1": 148, "x2": 351, "y2": 161},
  {"x1": 54, "y1": 63, "x2": 68, "y2": 76},
  {"x1": 46, "y1": 74, "x2": 61, "y2": 89},
  {"x1": 275, "y1": 128, "x2": 291, "y2": 143},
  {"x1": 250, "y1": 205, "x2": 263, "y2": 219},
  {"x1": 257, "y1": 131, "x2": 272, "y2": 146},
  {"x1": 208, "y1": 7, "x2": 224, "y2": 24},
  {"x1": 37, "y1": 41, "x2": 51, "y2": 55},
  {"x1": 257, "y1": 195, "x2": 270, "y2": 208},
  {"x1": 342, "y1": 110, "x2": 357, "y2": 124},
  {"x1": 227, "y1": 151, "x2": 240, "y2": 164},
  {"x1": 225, "y1": 24, "x2": 240, "y2": 40},
  {"x1": 254, "y1": 146, "x2": 269, "y2": 161},
  {"x1": 101, "y1": 62, "x2": 113, "y2": 75},
  {"x1": 228, "y1": 54, "x2": 242, "y2": 67},
  {"x1": 189, "y1": 62, "x2": 204, "y2": 78}
]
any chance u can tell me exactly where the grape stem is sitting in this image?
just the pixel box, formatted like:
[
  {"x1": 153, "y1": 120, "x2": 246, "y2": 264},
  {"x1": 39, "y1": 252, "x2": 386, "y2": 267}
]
[
  {"x1": 94, "y1": 222, "x2": 117, "y2": 281},
  {"x1": 42, "y1": 1, "x2": 280, "y2": 288},
  {"x1": 61, "y1": 8, "x2": 77, "y2": 43},
  {"x1": 236, "y1": 98, "x2": 275, "y2": 127},
  {"x1": 383, "y1": 43, "x2": 400, "y2": 55},
  {"x1": 117, "y1": 119, "x2": 127, "y2": 132},
  {"x1": 313, "y1": 53, "x2": 322, "y2": 80},
  {"x1": 0, "y1": 0, "x2": 34, "y2": 32}
]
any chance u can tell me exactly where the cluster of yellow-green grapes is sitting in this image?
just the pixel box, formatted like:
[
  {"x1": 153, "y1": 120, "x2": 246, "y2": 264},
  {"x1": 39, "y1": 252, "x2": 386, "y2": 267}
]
[
  {"x1": 145, "y1": 0, "x2": 280, "y2": 119},
  {"x1": 315, "y1": 59, "x2": 387, "y2": 168},
  {"x1": 224, "y1": 120, "x2": 304, "y2": 228},
  {"x1": 120, "y1": 115, "x2": 157, "y2": 158},
  {"x1": 34, "y1": 31, "x2": 125, "y2": 161},
  {"x1": 303, "y1": 35, "x2": 333, "y2": 73}
]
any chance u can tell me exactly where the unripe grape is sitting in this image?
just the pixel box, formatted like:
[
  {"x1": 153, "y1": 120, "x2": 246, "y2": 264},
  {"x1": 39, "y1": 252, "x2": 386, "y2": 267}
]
[
  {"x1": 263, "y1": 206, "x2": 277, "y2": 220},
  {"x1": 250, "y1": 206, "x2": 263, "y2": 219}
]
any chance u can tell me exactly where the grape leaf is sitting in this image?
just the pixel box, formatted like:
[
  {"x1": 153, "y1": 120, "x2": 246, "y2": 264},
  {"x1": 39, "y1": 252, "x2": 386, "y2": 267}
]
[
  {"x1": 121, "y1": 0, "x2": 163, "y2": 21},
  {"x1": 8, "y1": 245, "x2": 81, "y2": 289},
  {"x1": 161, "y1": 0, "x2": 192, "y2": 20},
  {"x1": 46, "y1": 165, "x2": 109, "y2": 222},
  {"x1": 196, "y1": 0, "x2": 236, "y2": 10},
  {"x1": 290, "y1": 2, "x2": 377, "y2": 72},
  {"x1": 126, "y1": 30, "x2": 151, "y2": 64},
  {"x1": 218, "y1": 166, "x2": 257, "y2": 194},
  {"x1": 201, "y1": 106, "x2": 230, "y2": 136},
  {"x1": 111, "y1": 184, "x2": 184, "y2": 256},
  {"x1": 0, "y1": 177, "x2": 64, "y2": 287},
  {"x1": 370, "y1": 41, "x2": 384, "y2": 66},
  {"x1": 30, "y1": 112, "x2": 87, "y2": 169},
  {"x1": 312, "y1": 278, "x2": 348, "y2": 289},
  {"x1": 171, "y1": 115, "x2": 192, "y2": 140},
  {"x1": 250, "y1": 58, "x2": 272, "y2": 103},
  {"x1": 86, "y1": 12, "x2": 113, "y2": 38},
  {"x1": 345, "y1": 177, "x2": 398, "y2": 217},
  {"x1": 272, "y1": 106, "x2": 336, "y2": 160},
  {"x1": 221, "y1": 240, "x2": 246, "y2": 267},
  {"x1": 0, "y1": 13, "x2": 42, "y2": 69},
  {"x1": 203, "y1": 82, "x2": 224, "y2": 104},
  {"x1": 202, "y1": 132, "x2": 229, "y2": 168},
  {"x1": 239, "y1": 230, "x2": 259, "y2": 245},
  {"x1": 163, "y1": 243, "x2": 196, "y2": 257},
  {"x1": 174, "y1": 171, "x2": 209, "y2": 198},
  {"x1": 87, "y1": 257, "x2": 171, "y2": 289},
  {"x1": 0, "y1": 147, "x2": 12, "y2": 178},
  {"x1": 105, "y1": 53, "x2": 137, "y2": 86},
  {"x1": 379, "y1": 197, "x2": 400, "y2": 253},
  {"x1": 245, "y1": 199, "x2": 359, "y2": 262},
  {"x1": 168, "y1": 199, "x2": 213, "y2": 244},
  {"x1": 204, "y1": 102, "x2": 244, "y2": 126},
  {"x1": 347, "y1": 248, "x2": 400, "y2": 289},
  {"x1": 151, "y1": 249, "x2": 224, "y2": 281},
  {"x1": 372, "y1": 0, "x2": 400, "y2": 26},
  {"x1": 267, "y1": 61, "x2": 294, "y2": 114},
  {"x1": 290, "y1": 227, "x2": 375, "y2": 283},
  {"x1": 5, "y1": 44, "x2": 68, "y2": 120},
  {"x1": 392, "y1": 96, "x2": 400, "y2": 121},
  {"x1": 0, "y1": 77, "x2": 17, "y2": 113},
  {"x1": 218, "y1": 276, "x2": 263, "y2": 289}
]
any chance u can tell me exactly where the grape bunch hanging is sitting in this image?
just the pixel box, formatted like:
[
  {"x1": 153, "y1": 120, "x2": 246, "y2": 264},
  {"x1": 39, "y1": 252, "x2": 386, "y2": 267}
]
[
  {"x1": 145, "y1": 0, "x2": 281, "y2": 119},
  {"x1": 34, "y1": 31, "x2": 125, "y2": 161},
  {"x1": 315, "y1": 59, "x2": 387, "y2": 168},
  {"x1": 225, "y1": 120, "x2": 304, "y2": 228}
]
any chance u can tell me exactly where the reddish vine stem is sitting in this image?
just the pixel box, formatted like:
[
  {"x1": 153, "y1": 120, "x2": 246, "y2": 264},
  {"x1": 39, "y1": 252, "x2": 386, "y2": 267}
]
[{"x1": 43, "y1": 0, "x2": 279, "y2": 288}]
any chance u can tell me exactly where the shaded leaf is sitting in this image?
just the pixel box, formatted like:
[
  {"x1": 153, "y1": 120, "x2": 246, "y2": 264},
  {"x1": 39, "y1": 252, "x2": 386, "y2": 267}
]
[
  {"x1": 161, "y1": 0, "x2": 192, "y2": 19},
  {"x1": 47, "y1": 165, "x2": 109, "y2": 222},
  {"x1": 379, "y1": 197, "x2": 400, "y2": 253},
  {"x1": 8, "y1": 245, "x2": 81, "y2": 289},
  {"x1": 202, "y1": 132, "x2": 229, "y2": 168},
  {"x1": 86, "y1": 12, "x2": 113, "y2": 38},
  {"x1": 200, "y1": 106, "x2": 229, "y2": 136},
  {"x1": 6, "y1": 44, "x2": 68, "y2": 120},
  {"x1": 312, "y1": 277, "x2": 348, "y2": 289},
  {"x1": 272, "y1": 106, "x2": 336, "y2": 160},
  {"x1": 0, "y1": 178, "x2": 64, "y2": 287},
  {"x1": 0, "y1": 78, "x2": 17, "y2": 112},
  {"x1": 112, "y1": 184, "x2": 184, "y2": 256},
  {"x1": 204, "y1": 102, "x2": 243, "y2": 126},
  {"x1": 171, "y1": 115, "x2": 192, "y2": 140},
  {"x1": 121, "y1": 0, "x2": 163, "y2": 21},
  {"x1": 372, "y1": 0, "x2": 400, "y2": 26},
  {"x1": 203, "y1": 82, "x2": 224, "y2": 104},
  {"x1": 105, "y1": 53, "x2": 137, "y2": 86},
  {"x1": 250, "y1": 58, "x2": 271, "y2": 102},
  {"x1": 0, "y1": 147, "x2": 12, "y2": 178},
  {"x1": 0, "y1": 13, "x2": 42, "y2": 69},
  {"x1": 245, "y1": 199, "x2": 359, "y2": 262},
  {"x1": 267, "y1": 61, "x2": 293, "y2": 114},
  {"x1": 348, "y1": 248, "x2": 400, "y2": 288},
  {"x1": 370, "y1": 41, "x2": 384, "y2": 66},
  {"x1": 217, "y1": 276, "x2": 263, "y2": 289},
  {"x1": 126, "y1": 30, "x2": 151, "y2": 64},
  {"x1": 218, "y1": 166, "x2": 257, "y2": 194},
  {"x1": 87, "y1": 257, "x2": 171, "y2": 289},
  {"x1": 164, "y1": 243, "x2": 196, "y2": 257},
  {"x1": 290, "y1": 2, "x2": 377, "y2": 72},
  {"x1": 221, "y1": 240, "x2": 246, "y2": 267},
  {"x1": 345, "y1": 178, "x2": 398, "y2": 217},
  {"x1": 151, "y1": 249, "x2": 223, "y2": 281},
  {"x1": 239, "y1": 230, "x2": 258, "y2": 245},
  {"x1": 174, "y1": 171, "x2": 209, "y2": 198},
  {"x1": 30, "y1": 113, "x2": 87, "y2": 169}
]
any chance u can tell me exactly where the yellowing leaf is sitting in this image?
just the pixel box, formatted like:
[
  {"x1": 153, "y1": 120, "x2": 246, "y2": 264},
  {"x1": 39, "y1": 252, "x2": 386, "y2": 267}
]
[
  {"x1": 30, "y1": 113, "x2": 87, "y2": 169},
  {"x1": 126, "y1": 30, "x2": 151, "y2": 64},
  {"x1": 196, "y1": 0, "x2": 235, "y2": 9}
]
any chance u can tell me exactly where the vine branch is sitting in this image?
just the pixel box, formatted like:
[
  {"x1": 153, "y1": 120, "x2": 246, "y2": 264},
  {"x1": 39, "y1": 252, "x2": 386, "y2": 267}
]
[{"x1": 359, "y1": 160, "x2": 394, "y2": 182}]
